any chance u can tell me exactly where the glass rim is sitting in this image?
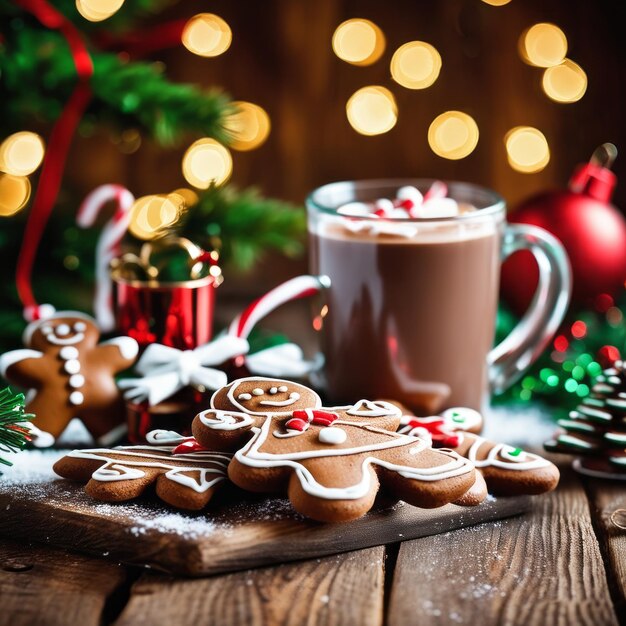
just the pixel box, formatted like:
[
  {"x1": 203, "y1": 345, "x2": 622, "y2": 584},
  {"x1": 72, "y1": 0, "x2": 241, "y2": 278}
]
[{"x1": 305, "y1": 178, "x2": 506, "y2": 222}]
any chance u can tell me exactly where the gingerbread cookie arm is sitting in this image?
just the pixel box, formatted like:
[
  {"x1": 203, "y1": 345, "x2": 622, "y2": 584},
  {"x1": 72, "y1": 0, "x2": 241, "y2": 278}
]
[
  {"x1": 0, "y1": 349, "x2": 45, "y2": 388},
  {"x1": 97, "y1": 337, "x2": 139, "y2": 372},
  {"x1": 192, "y1": 409, "x2": 263, "y2": 451},
  {"x1": 453, "y1": 471, "x2": 488, "y2": 507}
]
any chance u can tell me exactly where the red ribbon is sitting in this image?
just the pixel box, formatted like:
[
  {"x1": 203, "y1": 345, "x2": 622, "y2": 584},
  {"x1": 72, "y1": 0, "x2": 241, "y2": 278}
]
[{"x1": 14, "y1": 0, "x2": 93, "y2": 320}]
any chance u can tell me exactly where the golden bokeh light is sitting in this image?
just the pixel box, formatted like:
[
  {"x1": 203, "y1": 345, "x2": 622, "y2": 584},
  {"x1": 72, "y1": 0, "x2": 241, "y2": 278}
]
[
  {"x1": 0, "y1": 173, "x2": 31, "y2": 217},
  {"x1": 542, "y1": 59, "x2": 587, "y2": 103},
  {"x1": 481, "y1": 0, "x2": 512, "y2": 5},
  {"x1": 182, "y1": 138, "x2": 233, "y2": 188},
  {"x1": 346, "y1": 86, "x2": 397, "y2": 136},
  {"x1": 505, "y1": 126, "x2": 550, "y2": 173},
  {"x1": 182, "y1": 14, "x2": 232, "y2": 57},
  {"x1": 428, "y1": 111, "x2": 479, "y2": 160},
  {"x1": 390, "y1": 41, "x2": 442, "y2": 89},
  {"x1": 225, "y1": 101, "x2": 271, "y2": 151},
  {"x1": 172, "y1": 188, "x2": 200, "y2": 208},
  {"x1": 519, "y1": 23, "x2": 567, "y2": 68},
  {"x1": 128, "y1": 193, "x2": 185, "y2": 240},
  {"x1": 75, "y1": 0, "x2": 125, "y2": 22},
  {"x1": 0, "y1": 131, "x2": 45, "y2": 176},
  {"x1": 332, "y1": 19, "x2": 386, "y2": 66}
]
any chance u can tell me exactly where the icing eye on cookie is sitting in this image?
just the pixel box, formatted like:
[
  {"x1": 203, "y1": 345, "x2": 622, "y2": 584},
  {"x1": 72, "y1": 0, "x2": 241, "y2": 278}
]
[{"x1": 74, "y1": 322, "x2": 87, "y2": 332}]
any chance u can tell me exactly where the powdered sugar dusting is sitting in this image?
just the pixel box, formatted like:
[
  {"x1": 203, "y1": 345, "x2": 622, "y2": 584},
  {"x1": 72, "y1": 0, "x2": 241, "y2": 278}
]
[{"x1": 1, "y1": 449, "x2": 65, "y2": 485}]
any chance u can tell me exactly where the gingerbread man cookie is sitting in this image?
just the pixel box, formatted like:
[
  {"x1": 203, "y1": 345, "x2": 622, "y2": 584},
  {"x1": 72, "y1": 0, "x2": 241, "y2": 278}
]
[
  {"x1": 0, "y1": 312, "x2": 138, "y2": 446},
  {"x1": 53, "y1": 429, "x2": 231, "y2": 510},
  {"x1": 192, "y1": 377, "x2": 477, "y2": 522},
  {"x1": 398, "y1": 408, "x2": 559, "y2": 496}
]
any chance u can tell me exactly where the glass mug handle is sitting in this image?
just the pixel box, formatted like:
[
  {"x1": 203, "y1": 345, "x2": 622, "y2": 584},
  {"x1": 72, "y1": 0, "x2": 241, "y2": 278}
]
[{"x1": 488, "y1": 224, "x2": 572, "y2": 394}]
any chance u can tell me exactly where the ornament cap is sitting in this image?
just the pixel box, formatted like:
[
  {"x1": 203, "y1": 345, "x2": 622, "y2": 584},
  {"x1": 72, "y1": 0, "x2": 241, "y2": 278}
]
[{"x1": 569, "y1": 143, "x2": 618, "y2": 202}]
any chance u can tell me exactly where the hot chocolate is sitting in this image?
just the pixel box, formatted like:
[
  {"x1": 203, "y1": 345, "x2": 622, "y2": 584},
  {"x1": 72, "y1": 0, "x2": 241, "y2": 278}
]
[{"x1": 310, "y1": 217, "x2": 502, "y2": 413}]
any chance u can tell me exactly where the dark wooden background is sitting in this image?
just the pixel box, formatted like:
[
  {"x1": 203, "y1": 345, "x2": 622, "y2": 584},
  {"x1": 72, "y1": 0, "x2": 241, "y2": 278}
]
[{"x1": 66, "y1": 0, "x2": 626, "y2": 209}]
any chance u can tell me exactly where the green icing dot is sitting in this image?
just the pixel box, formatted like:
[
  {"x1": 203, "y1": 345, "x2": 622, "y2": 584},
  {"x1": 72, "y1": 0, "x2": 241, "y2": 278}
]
[{"x1": 508, "y1": 447, "x2": 523, "y2": 457}]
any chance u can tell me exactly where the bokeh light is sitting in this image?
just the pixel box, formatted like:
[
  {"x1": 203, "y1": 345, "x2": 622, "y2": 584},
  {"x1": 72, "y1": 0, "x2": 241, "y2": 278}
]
[
  {"x1": 505, "y1": 126, "x2": 550, "y2": 173},
  {"x1": 481, "y1": 0, "x2": 512, "y2": 5},
  {"x1": 332, "y1": 19, "x2": 385, "y2": 66},
  {"x1": 225, "y1": 101, "x2": 271, "y2": 151},
  {"x1": 0, "y1": 131, "x2": 45, "y2": 176},
  {"x1": 519, "y1": 23, "x2": 567, "y2": 68},
  {"x1": 0, "y1": 173, "x2": 31, "y2": 217},
  {"x1": 75, "y1": 0, "x2": 125, "y2": 22},
  {"x1": 390, "y1": 41, "x2": 442, "y2": 89},
  {"x1": 172, "y1": 188, "x2": 200, "y2": 209},
  {"x1": 346, "y1": 86, "x2": 397, "y2": 136},
  {"x1": 428, "y1": 111, "x2": 479, "y2": 159},
  {"x1": 542, "y1": 59, "x2": 587, "y2": 103},
  {"x1": 182, "y1": 138, "x2": 233, "y2": 188},
  {"x1": 182, "y1": 14, "x2": 232, "y2": 57},
  {"x1": 128, "y1": 193, "x2": 184, "y2": 240}
]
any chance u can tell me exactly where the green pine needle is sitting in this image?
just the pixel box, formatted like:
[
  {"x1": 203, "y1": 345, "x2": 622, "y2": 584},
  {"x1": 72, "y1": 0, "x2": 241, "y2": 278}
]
[{"x1": 0, "y1": 387, "x2": 33, "y2": 469}]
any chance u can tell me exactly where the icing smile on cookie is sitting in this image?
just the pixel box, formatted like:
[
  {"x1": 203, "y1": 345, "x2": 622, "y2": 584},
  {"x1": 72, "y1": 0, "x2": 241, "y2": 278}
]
[
  {"x1": 259, "y1": 392, "x2": 300, "y2": 407},
  {"x1": 41, "y1": 322, "x2": 86, "y2": 346}
]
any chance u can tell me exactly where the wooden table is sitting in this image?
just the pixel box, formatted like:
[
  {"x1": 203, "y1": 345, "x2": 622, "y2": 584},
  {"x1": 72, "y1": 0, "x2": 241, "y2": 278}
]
[{"x1": 0, "y1": 452, "x2": 624, "y2": 626}]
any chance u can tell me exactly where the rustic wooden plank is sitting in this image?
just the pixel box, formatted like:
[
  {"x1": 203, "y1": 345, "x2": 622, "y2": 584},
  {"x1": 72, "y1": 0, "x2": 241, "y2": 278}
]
[
  {"x1": 387, "y1": 461, "x2": 619, "y2": 626},
  {"x1": 0, "y1": 453, "x2": 531, "y2": 577},
  {"x1": 114, "y1": 546, "x2": 385, "y2": 626},
  {"x1": 583, "y1": 476, "x2": 626, "y2": 619},
  {"x1": 0, "y1": 536, "x2": 127, "y2": 626}
]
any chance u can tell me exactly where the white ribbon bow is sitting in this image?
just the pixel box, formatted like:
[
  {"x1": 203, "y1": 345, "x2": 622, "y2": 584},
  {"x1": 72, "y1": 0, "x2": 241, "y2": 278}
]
[
  {"x1": 119, "y1": 336, "x2": 249, "y2": 406},
  {"x1": 245, "y1": 342, "x2": 319, "y2": 378}
]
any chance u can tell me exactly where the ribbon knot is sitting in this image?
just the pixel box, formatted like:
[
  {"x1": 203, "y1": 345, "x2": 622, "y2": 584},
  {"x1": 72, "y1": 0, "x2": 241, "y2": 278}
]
[{"x1": 119, "y1": 336, "x2": 249, "y2": 406}]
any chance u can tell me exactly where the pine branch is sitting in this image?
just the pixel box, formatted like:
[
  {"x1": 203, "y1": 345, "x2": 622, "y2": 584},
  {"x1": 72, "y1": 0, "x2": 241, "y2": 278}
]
[
  {"x1": 179, "y1": 186, "x2": 307, "y2": 270},
  {"x1": 0, "y1": 387, "x2": 32, "y2": 469},
  {"x1": 0, "y1": 24, "x2": 232, "y2": 144}
]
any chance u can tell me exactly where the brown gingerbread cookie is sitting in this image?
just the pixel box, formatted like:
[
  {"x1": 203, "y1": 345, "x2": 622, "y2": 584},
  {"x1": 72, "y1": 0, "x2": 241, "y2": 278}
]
[
  {"x1": 0, "y1": 312, "x2": 138, "y2": 446},
  {"x1": 226, "y1": 412, "x2": 476, "y2": 522},
  {"x1": 193, "y1": 376, "x2": 403, "y2": 451},
  {"x1": 53, "y1": 429, "x2": 231, "y2": 510},
  {"x1": 398, "y1": 410, "x2": 559, "y2": 496}
]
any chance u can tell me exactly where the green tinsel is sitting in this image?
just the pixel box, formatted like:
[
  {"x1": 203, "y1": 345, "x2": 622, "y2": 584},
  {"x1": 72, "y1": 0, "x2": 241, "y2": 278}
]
[{"x1": 0, "y1": 387, "x2": 32, "y2": 468}]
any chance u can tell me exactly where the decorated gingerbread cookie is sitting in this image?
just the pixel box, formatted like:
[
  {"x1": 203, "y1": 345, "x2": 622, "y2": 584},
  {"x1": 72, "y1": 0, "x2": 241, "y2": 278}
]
[
  {"x1": 227, "y1": 413, "x2": 476, "y2": 522},
  {"x1": 53, "y1": 430, "x2": 231, "y2": 510},
  {"x1": 0, "y1": 312, "x2": 138, "y2": 446},
  {"x1": 193, "y1": 376, "x2": 403, "y2": 451},
  {"x1": 399, "y1": 409, "x2": 559, "y2": 496}
]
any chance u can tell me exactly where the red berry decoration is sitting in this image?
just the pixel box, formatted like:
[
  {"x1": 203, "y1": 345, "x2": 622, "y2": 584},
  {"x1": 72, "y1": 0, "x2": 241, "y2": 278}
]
[{"x1": 501, "y1": 144, "x2": 626, "y2": 312}]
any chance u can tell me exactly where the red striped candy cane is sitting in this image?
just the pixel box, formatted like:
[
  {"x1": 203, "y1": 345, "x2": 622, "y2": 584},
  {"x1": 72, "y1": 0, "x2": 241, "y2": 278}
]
[{"x1": 77, "y1": 184, "x2": 135, "y2": 331}]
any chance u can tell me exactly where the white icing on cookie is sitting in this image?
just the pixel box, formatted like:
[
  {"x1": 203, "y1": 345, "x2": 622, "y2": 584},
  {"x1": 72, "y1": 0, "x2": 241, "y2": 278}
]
[
  {"x1": 101, "y1": 336, "x2": 140, "y2": 360},
  {"x1": 146, "y1": 430, "x2": 188, "y2": 444},
  {"x1": 346, "y1": 400, "x2": 401, "y2": 418},
  {"x1": 467, "y1": 437, "x2": 551, "y2": 470},
  {"x1": 69, "y1": 374, "x2": 85, "y2": 388},
  {"x1": 259, "y1": 392, "x2": 300, "y2": 407},
  {"x1": 0, "y1": 349, "x2": 43, "y2": 376},
  {"x1": 440, "y1": 407, "x2": 483, "y2": 432},
  {"x1": 59, "y1": 346, "x2": 79, "y2": 360},
  {"x1": 45, "y1": 332, "x2": 85, "y2": 346},
  {"x1": 198, "y1": 409, "x2": 254, "y2": 430},
  {"x1": 252, "y1": 388, "x2": 264, "y2": 396},
  {"x1": 238, "y1": 393, "x2": 253, "y2": 401},
  {"x1": 69, "y1": 391, "x2": 84, "y2": 406},
  {"x1": 318, "y1": 427, "x2": 347, "y2": 445},
  {"x1": 64, "y1": 359, "x2": 81, "y2": 375}
]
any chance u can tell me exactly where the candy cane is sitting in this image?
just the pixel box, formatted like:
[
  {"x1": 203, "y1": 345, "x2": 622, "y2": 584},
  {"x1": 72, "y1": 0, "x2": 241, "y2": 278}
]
[
  {"x1": 228, "y1": 275, "x2": 330, "y2": 340},
  {"x1": 77, "y1": 184, "x2": 135, "y2": 331}
]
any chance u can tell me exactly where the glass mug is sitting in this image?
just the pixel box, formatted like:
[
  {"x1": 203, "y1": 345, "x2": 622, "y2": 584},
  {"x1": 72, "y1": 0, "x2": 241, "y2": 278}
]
[{"x1": 304, "y1": 179, "x2": 571, "y2": 414}]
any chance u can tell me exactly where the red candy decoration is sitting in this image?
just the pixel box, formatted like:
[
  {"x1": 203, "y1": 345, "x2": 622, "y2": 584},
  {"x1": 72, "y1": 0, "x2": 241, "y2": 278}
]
[
  {"x1": 291, "y1": 409, "x2": 339, "y2": 427},
  {"x1": 172, "y1": 439, "x2": 208, "y2": 455},
  {"x1": 285, "y1": 417, "x2": 308, "y2": 432},
  {"x1": 406, "y1": 418, "x2": 461, "y2": 448}
]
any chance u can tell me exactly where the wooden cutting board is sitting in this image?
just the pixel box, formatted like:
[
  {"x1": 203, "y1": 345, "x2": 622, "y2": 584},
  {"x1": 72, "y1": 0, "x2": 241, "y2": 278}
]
[{"x1": 0, "y1": 450, "x2": 532, "y2": 577}]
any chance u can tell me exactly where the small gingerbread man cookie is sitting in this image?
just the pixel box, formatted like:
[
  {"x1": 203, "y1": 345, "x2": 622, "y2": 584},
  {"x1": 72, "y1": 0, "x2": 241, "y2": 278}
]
[
  {"x1": 0, "y1": 312, "x2": 138, "y2": 446},
  {"x1": 53, "y1": 430, "x2": 231, "y2": 510}
]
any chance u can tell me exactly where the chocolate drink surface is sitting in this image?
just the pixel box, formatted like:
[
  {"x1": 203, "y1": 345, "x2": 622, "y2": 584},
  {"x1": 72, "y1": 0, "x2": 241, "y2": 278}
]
[{"x1": 310, "y1": 221, "x2": 501, "y2": 413}]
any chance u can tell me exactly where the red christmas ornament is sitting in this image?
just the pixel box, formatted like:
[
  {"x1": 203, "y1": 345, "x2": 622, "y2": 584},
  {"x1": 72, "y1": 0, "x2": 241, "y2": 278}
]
[{"x1": 501, "y1": 144, "x2": 626, "y2": 312}]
